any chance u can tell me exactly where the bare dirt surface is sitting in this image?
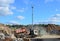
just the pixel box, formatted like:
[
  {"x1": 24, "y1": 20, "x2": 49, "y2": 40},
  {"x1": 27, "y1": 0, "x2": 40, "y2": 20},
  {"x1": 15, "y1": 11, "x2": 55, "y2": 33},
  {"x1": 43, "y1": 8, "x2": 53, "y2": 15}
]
[{"x1": 35, "y1": 35, "x2": 60, "y2": 39}]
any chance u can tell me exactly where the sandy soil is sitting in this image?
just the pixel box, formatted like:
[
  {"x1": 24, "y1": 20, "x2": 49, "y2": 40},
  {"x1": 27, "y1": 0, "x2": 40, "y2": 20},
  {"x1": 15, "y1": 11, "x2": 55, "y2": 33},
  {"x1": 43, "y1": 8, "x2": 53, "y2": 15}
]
[{"x1": 35, "y1": 34, "x2": 60, "y2": 39}]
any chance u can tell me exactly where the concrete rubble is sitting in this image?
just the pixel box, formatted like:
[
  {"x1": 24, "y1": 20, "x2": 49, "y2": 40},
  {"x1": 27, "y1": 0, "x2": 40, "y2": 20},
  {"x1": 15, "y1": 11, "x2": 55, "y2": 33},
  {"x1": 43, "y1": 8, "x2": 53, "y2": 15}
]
[{"x1": 0, "y1": 24, "x2": 60, "y2": 41}]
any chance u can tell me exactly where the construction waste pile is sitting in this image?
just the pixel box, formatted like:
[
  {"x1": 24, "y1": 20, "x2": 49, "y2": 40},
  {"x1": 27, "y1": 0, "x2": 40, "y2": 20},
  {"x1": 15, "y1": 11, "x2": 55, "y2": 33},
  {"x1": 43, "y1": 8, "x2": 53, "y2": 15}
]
[
  {"x1": 0, "y1": 24, "x2": 60, "y2": 41},
  {"x1": 0, "y1": 24, "x2": 16, "y2": 40},
  {"x1": 47, "y1": 24, "x2": 60, "y2": 34},
  {"x1": 0, "y1": 24, "x2": 36, "y2": 41}
]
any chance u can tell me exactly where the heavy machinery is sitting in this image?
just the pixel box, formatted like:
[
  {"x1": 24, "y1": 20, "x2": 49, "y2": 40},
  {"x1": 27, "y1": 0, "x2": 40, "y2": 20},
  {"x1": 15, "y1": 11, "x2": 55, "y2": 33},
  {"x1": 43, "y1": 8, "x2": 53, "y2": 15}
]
[
  {"x1": 14, "y1": 27, "x2": 36, "y2": 38},
  {"x1": 14, "y1": 27, "x2": 30, "y2": 38}
]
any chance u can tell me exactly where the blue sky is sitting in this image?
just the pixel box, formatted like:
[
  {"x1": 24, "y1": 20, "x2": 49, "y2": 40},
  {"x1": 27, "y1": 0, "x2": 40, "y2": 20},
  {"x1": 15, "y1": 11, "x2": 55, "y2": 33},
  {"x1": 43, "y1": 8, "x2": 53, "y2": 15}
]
[{"x1": 0, "y1": 0, "x2": 60, "y2": 25}]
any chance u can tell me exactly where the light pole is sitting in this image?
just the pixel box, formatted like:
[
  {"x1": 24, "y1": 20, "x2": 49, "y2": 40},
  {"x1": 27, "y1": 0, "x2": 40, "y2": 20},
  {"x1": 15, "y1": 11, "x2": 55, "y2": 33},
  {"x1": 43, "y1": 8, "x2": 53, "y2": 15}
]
[
  {"x1": 29, "y1": 6, "x2": 34, "y2": 36},
  {"x1": 32, "y1": 6, "x2": 34, "y2": 30}
]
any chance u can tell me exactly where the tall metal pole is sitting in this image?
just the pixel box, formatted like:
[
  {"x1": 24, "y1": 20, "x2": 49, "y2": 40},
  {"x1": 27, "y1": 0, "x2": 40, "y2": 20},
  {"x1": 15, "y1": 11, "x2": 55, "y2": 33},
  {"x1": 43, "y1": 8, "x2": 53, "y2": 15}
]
[
  {"x1": 29, "y1": 6, "x2": 34, "y2": 35},
  {"x1": 32, "y1": 6, "x2": 34, "y2": 29}
]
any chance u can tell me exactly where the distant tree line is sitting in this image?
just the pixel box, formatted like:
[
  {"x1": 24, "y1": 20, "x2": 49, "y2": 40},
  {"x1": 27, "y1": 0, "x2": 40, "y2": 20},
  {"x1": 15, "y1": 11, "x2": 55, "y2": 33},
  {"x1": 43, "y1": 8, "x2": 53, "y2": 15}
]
[{"x1": 6, "y1": 24, "x2": 60, "y2": 29}]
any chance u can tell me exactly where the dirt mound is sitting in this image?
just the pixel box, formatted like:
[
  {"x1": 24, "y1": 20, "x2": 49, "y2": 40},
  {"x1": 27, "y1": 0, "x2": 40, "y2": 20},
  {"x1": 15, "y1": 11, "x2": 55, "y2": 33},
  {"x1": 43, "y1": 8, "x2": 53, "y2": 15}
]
[{"x1": 0, "y1": 24, "x2": 11, "y2": 35}]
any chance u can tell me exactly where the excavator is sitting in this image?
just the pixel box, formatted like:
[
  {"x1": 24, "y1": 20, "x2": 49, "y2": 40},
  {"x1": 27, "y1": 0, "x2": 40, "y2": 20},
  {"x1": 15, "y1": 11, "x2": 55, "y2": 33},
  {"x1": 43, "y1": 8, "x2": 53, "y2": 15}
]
[
  {"x1": 14, "y1": 27, "x2": 30, "y2": 38},
  {"x1": 14, "y1": 27, "x2": 35, "y2": 38}
]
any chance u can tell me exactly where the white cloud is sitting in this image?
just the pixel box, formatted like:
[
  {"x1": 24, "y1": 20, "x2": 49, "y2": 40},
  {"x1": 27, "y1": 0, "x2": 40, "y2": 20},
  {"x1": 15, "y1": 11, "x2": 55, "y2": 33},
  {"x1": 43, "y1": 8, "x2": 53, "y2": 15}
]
[
  {"x1": 17, "y1": 16, "x2": 25, "y2": 20},
  {"x1": 55, "y1": 14, "x2": 60, "y2": 17},
  {"x1": 38, "y1": 14, "x2": 60, "y2": 24},
  {"x1": 56, "y1": 9, "x2": 58, "y2": 11},
  {"x1": 9, "y1": 21, "x2": 20, "y2": 25},
  {"x1": 0, "y1": 0, "x2": 14, "y2": 6},
  {"x1": 39, "y1": 21, "x2": 49, "y2": 24},
  {"x1": 49, "y1": 14, "x2": 60, "y2": 24},
  {"x1": 17, "y1": 8, "x2": 25, "y2": 13},
  {"x1": 45, "y1": 0, "x2": 54, "y2": 3},
  {"x1": 39, "y1": 14, "x2": 60, "y2": 24},
  {"x1": 45, "y1": 0, "x2": 60, "y2": 3},
  {"x1": 0, "y1": 7, "x2": 13, "y2": 16},
  {"x1": 0, "y1": 0, "x2": 15, "y2": 16},
  {"x1": 22, "y1": 0, "x2": 30, "y2": 5},
  {"x1": 11, "y1": 6, "x2": 16, "y2": 10},
  {"x1": 50, "y1": 17, "x2": 57, "y2": 22}
]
